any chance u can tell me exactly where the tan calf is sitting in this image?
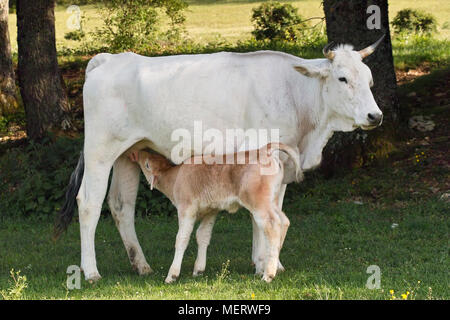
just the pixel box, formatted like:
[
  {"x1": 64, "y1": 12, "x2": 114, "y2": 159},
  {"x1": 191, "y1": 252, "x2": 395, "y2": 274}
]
[{"x1": 131, "y1": 143, "x2": 302, "y2": 283}]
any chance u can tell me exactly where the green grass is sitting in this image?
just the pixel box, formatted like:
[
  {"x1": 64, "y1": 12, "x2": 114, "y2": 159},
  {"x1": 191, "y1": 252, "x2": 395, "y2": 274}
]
[
  {"x1": 7, "y1": 1, "x2": 450, "y2": 50},
  {"x1": 0, "y1": 162, "x2": 448, "y2": 300}
]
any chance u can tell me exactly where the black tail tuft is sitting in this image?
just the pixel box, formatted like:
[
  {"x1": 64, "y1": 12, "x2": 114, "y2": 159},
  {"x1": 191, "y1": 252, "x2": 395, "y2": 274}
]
[{"x1": 53, "y1": 151, "x2": 84, "y2": 240}]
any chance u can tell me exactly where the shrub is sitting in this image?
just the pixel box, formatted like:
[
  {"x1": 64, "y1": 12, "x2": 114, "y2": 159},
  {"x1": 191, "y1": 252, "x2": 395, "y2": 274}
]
[
  {"x1": 64, "y1": 30, "x2": 86, "y2": 41},
  {"x1": 251, "y1": 2, "x2": 305, "y2": 41},
  {"x1": 392, "y1": 9, "x2": 437, "y2": 35},
  {"x1": 94, "y1": 0, "x2": 188, "y2": 52},
  {"x1": 0, "y1": 136, "x2": 176, "y2": 218}
]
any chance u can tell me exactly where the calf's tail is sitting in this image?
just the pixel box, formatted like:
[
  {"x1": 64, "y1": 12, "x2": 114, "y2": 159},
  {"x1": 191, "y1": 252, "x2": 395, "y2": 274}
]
[
  {"x1": 266, "y1": 142, "x2": 303, "y2": 183},
  {"x1": 53, "y1": 151, "x2": 84, "y2": 240}
]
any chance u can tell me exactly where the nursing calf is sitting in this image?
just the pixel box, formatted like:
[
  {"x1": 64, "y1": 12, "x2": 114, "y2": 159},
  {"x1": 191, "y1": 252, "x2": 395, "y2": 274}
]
[{"x1": 131, "y1": 143, "x2": 302, "y2": 283}]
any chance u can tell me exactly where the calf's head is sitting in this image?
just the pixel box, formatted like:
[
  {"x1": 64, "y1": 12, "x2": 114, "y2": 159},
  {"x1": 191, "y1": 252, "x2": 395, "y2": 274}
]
[
  {"x1": 130, "y1": 151, "x2": 172, "y2": 190},
  {"x1": 294, "y1": 35, "x2": 385, "y2": 131}
]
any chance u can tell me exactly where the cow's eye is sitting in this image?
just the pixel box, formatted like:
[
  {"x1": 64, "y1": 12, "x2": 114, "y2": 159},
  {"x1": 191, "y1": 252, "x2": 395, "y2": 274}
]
[
  {"x1": 145, "y1": 160, "x2": 151, "y2": 170},
  {"x1": 338, "y1": 77, "x2": 348, "y2": 83}
]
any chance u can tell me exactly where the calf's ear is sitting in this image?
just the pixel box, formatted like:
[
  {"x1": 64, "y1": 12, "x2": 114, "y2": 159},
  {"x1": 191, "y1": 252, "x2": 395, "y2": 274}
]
[{"x1": 293, "y1": 60, "x2": 330, "y2": 78}]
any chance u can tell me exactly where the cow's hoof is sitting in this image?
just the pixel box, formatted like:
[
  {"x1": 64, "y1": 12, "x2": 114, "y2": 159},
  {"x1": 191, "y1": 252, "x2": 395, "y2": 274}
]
[
  {"x1": 165, "y1": 274, "x2": 178, "y2": 284},
  {"x1": 137, "y1": 263, "x2": 153, "y2": 276},
  {"x1": 86, "y1": 272, "x2": 102, "y2": 283}
]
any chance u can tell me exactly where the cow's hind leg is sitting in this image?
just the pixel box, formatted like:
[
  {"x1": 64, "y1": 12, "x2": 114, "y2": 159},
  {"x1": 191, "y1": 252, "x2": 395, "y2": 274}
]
[
  {"x1": 77, "y1": 159, "x2": 114, "y2": 282},
  {"x1": 108, "y1": 154, "x2": 152, "y2": 275}
]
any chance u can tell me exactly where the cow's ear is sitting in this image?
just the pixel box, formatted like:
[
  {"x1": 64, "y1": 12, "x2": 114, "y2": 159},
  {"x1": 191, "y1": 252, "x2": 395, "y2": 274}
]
[{"x1": 294, "y1": 61, "x2": 330, "y2": 78}]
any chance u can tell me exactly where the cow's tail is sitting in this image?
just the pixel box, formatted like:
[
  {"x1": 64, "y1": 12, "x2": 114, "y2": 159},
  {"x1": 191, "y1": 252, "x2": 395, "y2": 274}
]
[
  {"x1": 53, "y1": 151, "x2": 84, "y2": 240},
  {"x1": 266, "y1": 142, "x2": 303, "y2": 183},
  {"x1": 85, "y1": 53, "x2": 112, "y2": 79}
]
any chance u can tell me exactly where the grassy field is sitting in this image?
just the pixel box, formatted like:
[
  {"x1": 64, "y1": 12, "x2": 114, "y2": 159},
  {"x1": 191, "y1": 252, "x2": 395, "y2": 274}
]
[
  {"x1": 6, "y1": 0, "x2": 450, "y2": 52},
  {"x1": 0, "y1": 161, "x2": 448, "y2": 300}
]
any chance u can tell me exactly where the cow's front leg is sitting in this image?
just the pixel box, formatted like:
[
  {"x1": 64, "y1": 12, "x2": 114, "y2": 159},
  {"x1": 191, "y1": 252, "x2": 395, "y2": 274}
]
[
  {"x1": 108, "y1": 154, "x2": 152, "y2": 275},
  {"x1": 276, "y1": 184, "x2": 288, "y2": 272}
]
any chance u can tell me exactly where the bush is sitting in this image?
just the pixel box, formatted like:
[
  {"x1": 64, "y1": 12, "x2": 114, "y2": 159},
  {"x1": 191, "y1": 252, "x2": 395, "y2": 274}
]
[
  {"x1": 251, "y1": 2, "x2": 305, "y2": 41},
  {"x1": 64, "y1": 30, "x2": 86, "y2": 41},
  {"x1": 0, "y1": 136, "x2": 176, "y2": 218},
  {"x1": 392, "y1": 9, "x2": 437, "y2": 35},
  {"x1": 94, "y1": 0, "x2": 188, "y2": 52}
]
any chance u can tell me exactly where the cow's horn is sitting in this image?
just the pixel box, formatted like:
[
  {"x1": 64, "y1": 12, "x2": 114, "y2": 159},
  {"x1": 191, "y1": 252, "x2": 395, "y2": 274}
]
[
  {"x1": 323, "y1": 41, "x2": 335, "y2": 60},
  {"x1": 359, "y1": 34, "x2": 385, "y2": 59}
]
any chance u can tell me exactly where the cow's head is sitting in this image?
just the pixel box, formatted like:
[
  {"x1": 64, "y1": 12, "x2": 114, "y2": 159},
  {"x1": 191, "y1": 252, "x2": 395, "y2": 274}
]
[{"x1": 294, "y1": 35, "x2": 385, "y2": 131}]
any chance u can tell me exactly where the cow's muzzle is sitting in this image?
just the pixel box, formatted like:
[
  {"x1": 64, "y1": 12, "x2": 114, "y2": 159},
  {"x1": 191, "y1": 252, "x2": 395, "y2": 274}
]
[{"x1": 367, "y1": 112, "x2": 383, "y2": 127}]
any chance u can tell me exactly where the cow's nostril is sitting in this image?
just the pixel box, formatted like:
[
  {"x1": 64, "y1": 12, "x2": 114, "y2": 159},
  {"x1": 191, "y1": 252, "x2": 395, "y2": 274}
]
[{"x1": 367, "y1": 113, "x2": 382, "y2": 125}]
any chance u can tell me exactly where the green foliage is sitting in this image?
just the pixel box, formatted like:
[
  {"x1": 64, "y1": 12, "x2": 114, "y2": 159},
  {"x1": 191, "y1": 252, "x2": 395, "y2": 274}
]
[
  {"x1": 392, "y1": 9, "x2": 437, "y2": 35},
  {"x1": 0, "y1": 136, "x2": 176, "y2": 218},
  {"x1": 0, "y1": 137, "x2": 83, "y2": 217},
  {"x1": 94, "y1": 0, "x2": 188, "y2": 52},
  {"x1": 392, "y1": 34, "x2": 450, "y2": 70},
  {"x1": 0, "y1": 109, "x2": 26, "y2": 135},
  {"x1": 251, "y1": 2, "x2": 305, "y2": 41},
  {"x1": 0, "y1": 269, "x2": 28, "y2": 300},
  {"x1": 64, "y1": 30, "x2": 86, "y2": 41}
]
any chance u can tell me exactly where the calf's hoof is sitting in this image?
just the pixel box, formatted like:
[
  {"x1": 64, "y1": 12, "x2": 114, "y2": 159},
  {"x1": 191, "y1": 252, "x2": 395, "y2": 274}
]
[
  {"x1": 254, "y1": 269, "x2": 264, "y2": 276},
  {"x1": 165, "y1": 274, "x2": 178, "y2": 284},
  {"x1": 262, "y1": 274, "x2": 275, "y2": 283}
]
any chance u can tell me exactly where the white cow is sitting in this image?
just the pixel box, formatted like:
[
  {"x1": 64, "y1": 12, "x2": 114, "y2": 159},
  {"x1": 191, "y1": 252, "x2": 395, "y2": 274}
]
[{"x1": 55, "y1": 36, "x2": 384, "y2": 282}]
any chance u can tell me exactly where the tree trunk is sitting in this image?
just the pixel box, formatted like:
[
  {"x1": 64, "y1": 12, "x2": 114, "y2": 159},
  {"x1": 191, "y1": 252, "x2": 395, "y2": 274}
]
[
  {"x1": 16, "y1": 0, "x2": 70, "y2": 140},
  {"x1": 0, "y1": 0, "x2": 18, "y2": 115},
  {"x1": 322, "y1": 0, "x2": 399, "y2": 172}
]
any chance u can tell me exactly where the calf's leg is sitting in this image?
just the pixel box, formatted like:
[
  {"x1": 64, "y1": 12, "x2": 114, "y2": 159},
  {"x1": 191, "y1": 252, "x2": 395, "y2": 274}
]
[
  {"x1": 166, "y1": 207, "x2": 196, "y2": 283},
  {"x1": 251, "y1": 215, "x2": 266, "y2": 275},
  {"x1": 251, "y1": 208, "x2": 282, "y2": 283},
  {"x1": 193, "y1": 212, "x2": 218, "y2": 276}
]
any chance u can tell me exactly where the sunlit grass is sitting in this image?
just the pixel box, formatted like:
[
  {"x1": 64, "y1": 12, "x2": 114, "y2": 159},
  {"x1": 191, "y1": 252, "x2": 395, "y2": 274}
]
[{"x1": 7, "y1": 0, "x2": 450, "y2": 53}]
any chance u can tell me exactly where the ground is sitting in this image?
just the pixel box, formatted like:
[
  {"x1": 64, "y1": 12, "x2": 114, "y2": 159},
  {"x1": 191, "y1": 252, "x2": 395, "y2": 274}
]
[{"x1": 0, "y1": 1, "x2": 449, "y2": 300}]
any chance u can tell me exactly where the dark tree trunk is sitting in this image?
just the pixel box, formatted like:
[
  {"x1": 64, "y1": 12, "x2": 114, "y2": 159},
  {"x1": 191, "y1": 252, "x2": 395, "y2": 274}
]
[
  {"x1": 322, "y1": 0, "x2": 399, "y2": 172},
  {"x1": 16, "y1": 0, "x2": 70, "y2": 140},
  {"x1": 0, "y1": 0, "x2": 18, "y2": 115}
]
